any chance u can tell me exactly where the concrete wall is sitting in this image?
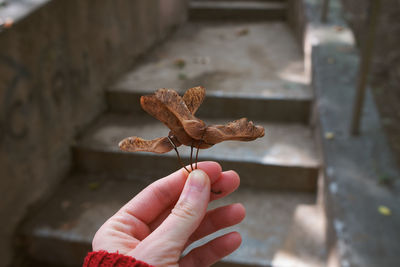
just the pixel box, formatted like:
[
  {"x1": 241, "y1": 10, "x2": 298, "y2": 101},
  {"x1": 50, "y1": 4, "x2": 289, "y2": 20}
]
[{"x1": 0, "y1": 0, "x2": 187, "y2": 265}]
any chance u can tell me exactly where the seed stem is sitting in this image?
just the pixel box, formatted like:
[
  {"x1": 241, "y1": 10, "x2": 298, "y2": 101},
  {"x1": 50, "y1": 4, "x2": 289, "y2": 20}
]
[
  {"x1": 190, "y1": 143, "x2": 194, "y2": 171},
  {"x1": 195, "y1": 140, "x2": 203, "y2": 169},
  {"x1": 167, "y1": 136, "x2": 190, "y2": 173}
]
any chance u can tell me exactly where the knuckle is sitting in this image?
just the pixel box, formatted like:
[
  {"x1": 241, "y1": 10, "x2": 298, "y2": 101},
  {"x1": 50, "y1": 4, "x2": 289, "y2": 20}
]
[{"x1": 171, "y1": 201, "x2": 197, "y2": 221}]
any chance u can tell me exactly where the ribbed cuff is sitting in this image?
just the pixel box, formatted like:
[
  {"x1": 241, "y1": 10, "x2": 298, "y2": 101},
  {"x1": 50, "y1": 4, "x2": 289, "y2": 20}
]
[{"x1": 83, "y1": 251, "x2": 153, "y2": 267}]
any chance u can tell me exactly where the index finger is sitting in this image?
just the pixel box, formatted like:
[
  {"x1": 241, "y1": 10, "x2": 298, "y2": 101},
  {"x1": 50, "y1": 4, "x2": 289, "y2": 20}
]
[{"x1": 119, "y1": 161, "x2": 223, "y2": 224}]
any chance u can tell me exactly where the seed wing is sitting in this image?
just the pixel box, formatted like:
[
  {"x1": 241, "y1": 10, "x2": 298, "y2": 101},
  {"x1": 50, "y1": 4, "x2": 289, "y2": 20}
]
[
  {"x1": 140, "y1": 94, "x2": 193, "y2": 145},
  {"x1": 203, "y1": 118, "x2": 265, "y2": 145},
  {"x1": 155, "y1": 88, "x2": 206, "y2": 140},
  {"x1": 118, "y1": 136, "x2": 181, "y2": 154},
  {"x1": 183, "y1": 86, "x2": 206, "y2": 115}
]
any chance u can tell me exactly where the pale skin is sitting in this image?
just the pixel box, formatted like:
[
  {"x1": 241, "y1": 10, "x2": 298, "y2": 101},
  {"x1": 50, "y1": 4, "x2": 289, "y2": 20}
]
[{"x1": 92, "y1": 161, "x2": 246, "y2": 267}]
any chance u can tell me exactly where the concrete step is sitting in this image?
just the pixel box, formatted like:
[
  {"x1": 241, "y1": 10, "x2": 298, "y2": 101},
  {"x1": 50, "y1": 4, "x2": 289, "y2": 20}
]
[
  {"x1": 192, "y1": 0, "x2": 287, "y2": 2},
  {"x1": 21, "y1": 174, "x2": 326, "y2": 267},
  {"x1": 73, "y1": 113, "x2": 319, "y2": 192},
  {"x1": 108, "y1": 22, "x2": 311, "y2": 123},
  {"x1": 189, "y1": 1, "x2": 286, "y2": 21},
  {"x1": 108, "y1": 83, "x2": 311, "y2": 123}
]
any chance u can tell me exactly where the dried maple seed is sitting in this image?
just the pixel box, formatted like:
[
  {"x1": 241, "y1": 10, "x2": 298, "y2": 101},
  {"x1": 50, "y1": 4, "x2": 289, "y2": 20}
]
[
  {"x1": 183, "y1": 86, "x2": 205, "y2": 114},
  {"x1": 119, "y1": 86, "x2": 265, "y2": 172}
]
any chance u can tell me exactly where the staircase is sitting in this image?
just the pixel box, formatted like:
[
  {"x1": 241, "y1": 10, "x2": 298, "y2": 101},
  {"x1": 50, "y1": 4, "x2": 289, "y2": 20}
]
[{"x1": 21, "y1": 1, "x2": 327, "y2": 266}]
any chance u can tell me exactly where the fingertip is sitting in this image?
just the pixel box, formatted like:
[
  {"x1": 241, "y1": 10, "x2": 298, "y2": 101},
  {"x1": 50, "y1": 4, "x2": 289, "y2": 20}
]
[
  {"x1": 186, "y1": 169, "x2": 211, "y2": 192},
  {"x1": 228, "y1": 231, "x2": 242, "y2": 249},
  {"x1": 227, "y1": 170, "x2": 240, "y2": 189},
  {"x1": 231, "y1": 203, "x2": 246, "y2": 222},
  {"x1": 180, "y1": 231, "x2": 243, "y2": 267},
  {"x1": 224, "y1": 170, "x2": 240, "y2": 185},
  {"x1": 196, "y1": 161, "x2": 222, "y2": 183},
  {"x1": 210, "y1": 170, "x2": 241, "y2": 201},
  {"x1": 213, "y1": 231, "x2": 242, "y2": 255}
]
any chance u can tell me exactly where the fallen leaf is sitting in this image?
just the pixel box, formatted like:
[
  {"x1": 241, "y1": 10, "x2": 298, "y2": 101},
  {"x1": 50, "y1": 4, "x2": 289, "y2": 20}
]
[
  {"x1": 325, "y1": 132, "x2": 335, "y2": 140},
  {"x1": 174, "y1": 58, "x2": 186, "y2": 69},
  {"x1": 178, "y1": 73, "x2": 187, "y2": 80},
  {"x1": 327, "y1": 57, "x2": 335, "y2": 64},
  {"x1": 378, "y1": 174, "x2": 393, "y2": 186},
  {"x1": 236, "y1": 28, "x2": 249, "y2": 36},
  {"x1": 334, "y1": 26, "x2": 344, "y2": 32},
  {"x1": 88, "y1": 182, "x2": 100, "y2": 191},
  {"x1": 378, "y1": 205, "x2": 391, "y2": 216}
]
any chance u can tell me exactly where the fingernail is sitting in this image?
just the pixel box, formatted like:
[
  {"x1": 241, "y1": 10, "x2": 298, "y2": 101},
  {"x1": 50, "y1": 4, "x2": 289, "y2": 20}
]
[{"x1": 187, "y1": 170, "x2": 207, "y2": 192}]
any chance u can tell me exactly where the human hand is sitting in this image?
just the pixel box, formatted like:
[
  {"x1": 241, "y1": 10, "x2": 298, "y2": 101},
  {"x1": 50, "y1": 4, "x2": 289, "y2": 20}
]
[{"x1": 92, "y1": 161, "x2": 245, "y2": 267}]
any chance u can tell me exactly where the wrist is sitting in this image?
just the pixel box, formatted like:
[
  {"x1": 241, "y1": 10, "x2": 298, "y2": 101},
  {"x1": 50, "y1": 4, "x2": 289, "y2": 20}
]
[{"x1": 83, "y1": 251, "x2": 154, "y2": 267}]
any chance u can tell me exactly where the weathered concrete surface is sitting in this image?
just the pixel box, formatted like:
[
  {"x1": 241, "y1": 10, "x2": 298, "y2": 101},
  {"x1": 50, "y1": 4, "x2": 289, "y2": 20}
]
[
  {"x1": 109, "y1": 22, "x2": 312, "y2": 123},
  {"x1": 22, "y1": 174, "x2": 325, "y2": 267},
  {"x1": 111, "y1": 22, "x2": 309, "y2": 94},
  {"x1": 108, "y1": 89, "x2": 311, "y2": 123},
  {"x1": 189, "y1": 1, "x2": 286, "y2": 21},
  {"x1": 0, "y1": 0, "x2": 187, "y2": 265},
  {"x1": 193, "y1": 0, "x2": 286, "y2": 1},
  {"x1": 0, "y1": 0, "x2": 49, "y2": 24},
  {"x1": 22, "y1": 174, "x2": 149, "y2": 266},
  {"x1": 17, "y1": 1, "x2": 328, "y2": 265},
  {"x1": 207, "y1": 188, "x2": 326, "y2": 267},
  {"x1": 287, "y1": 0, "x2": 354, "y2": 79},
  {"x1": 314, "y1": 44, "x2": 400, "y2": 267},
  {"x1": 73, "y1": 113, "x2": 319, "y2": 191},
  {"x1": 290, "y1": 0, "x2": 400, "y2": 266}
]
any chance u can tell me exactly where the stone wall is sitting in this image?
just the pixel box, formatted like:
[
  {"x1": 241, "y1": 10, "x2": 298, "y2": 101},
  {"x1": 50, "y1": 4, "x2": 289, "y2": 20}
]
[{"x1": 0, "y1": 0, "x2": 187, "y2": 265}]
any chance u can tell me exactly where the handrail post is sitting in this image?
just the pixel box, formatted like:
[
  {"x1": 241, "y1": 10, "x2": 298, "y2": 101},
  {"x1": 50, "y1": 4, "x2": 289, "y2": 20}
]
[
  {"x1": 321, "y1": 0, "x2": 330, "y2": 23},
  {"x1": 350, "y1": 0, "x2": 381, "y2": 135}
]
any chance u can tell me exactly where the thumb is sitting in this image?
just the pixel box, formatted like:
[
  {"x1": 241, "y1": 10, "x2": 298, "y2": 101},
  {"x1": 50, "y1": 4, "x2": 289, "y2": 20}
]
[
  {"x1": 158, "y1": 169, "x2": 211, "y2": 243},
  {"x1": 131, "y1": 169, "x2": 210, "y2": 262}
]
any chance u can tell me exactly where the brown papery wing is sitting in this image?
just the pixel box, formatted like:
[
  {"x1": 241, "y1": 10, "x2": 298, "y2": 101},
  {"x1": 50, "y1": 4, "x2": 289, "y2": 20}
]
[
  {"x1": 155, "y1": 88, "x2": 206, "y2": 140},
  {"x1": 118, "y1": 136, "x2": 180, "y2": 154},
  {"x1": 203, "y1": 118, "x2": 265, "y2": 145},
  {"x1": 183, "y1": 86, "x2": 206, "y2": 115},
  {"x1": 140, "y1": 94, "x2": 193, "y2": 145}
]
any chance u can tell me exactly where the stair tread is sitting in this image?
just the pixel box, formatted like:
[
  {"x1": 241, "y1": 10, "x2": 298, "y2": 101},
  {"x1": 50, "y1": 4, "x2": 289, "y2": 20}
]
[
  {"x1": 77, "y1": 113, "x2": 319, "y2": 168},
  {"x1": 23, "y1": 174, "x2": 325, "y2": 267},
  {"x1": 109, "y1": 22, "x2": 310, "y2": 101},
  {"x1": 190, "y1": 1, "x2": 286, "y2": 10}
]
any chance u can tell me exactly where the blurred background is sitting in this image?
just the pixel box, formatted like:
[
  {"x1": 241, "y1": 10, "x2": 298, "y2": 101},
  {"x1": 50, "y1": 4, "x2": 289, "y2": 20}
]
[{"x1": 0, "y1": 0, "x2": 399, "y2": 266}]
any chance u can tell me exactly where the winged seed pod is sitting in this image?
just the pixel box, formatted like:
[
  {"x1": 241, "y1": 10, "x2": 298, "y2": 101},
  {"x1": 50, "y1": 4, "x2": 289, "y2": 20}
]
[{"x1": 119, "y1": 86, "x2": 265, "y2": 172}]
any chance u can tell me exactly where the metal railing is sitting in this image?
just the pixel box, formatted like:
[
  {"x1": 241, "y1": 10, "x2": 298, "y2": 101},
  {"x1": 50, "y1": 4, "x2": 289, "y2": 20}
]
[
  {"x1": 321, "y1": 0, "x2": 330, "y2": 22},
  {"x1": 350, "y1": 0, "x2": 381, "y2": 135},
  {"x1": 320, "y1": 0, "x2": 382, "y2": 135}
]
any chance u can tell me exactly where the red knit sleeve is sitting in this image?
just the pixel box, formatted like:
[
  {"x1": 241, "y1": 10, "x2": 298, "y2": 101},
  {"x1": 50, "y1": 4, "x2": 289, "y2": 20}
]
[{"x1": 83, "y1": 251, "x2": 154, "y2": 267}]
